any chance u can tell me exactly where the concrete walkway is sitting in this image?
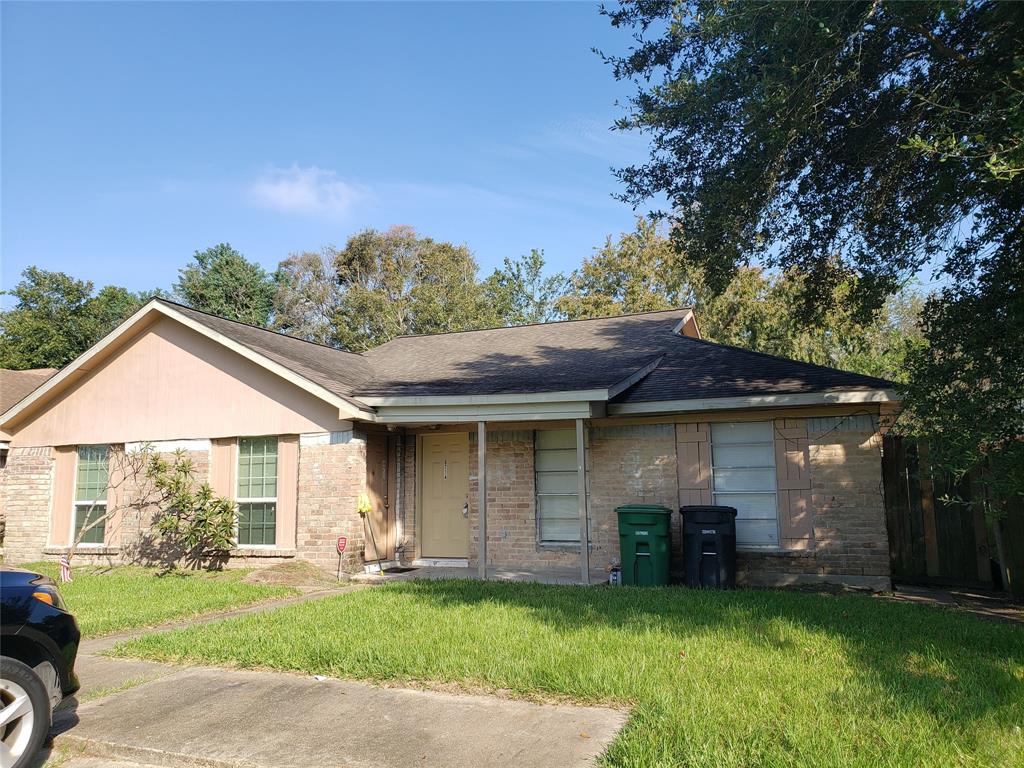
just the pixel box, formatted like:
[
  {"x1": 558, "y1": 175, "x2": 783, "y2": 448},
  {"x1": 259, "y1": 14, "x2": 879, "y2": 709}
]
[
  {"x1": 54, "y1": 667, "x2": 625, "y2": 768},
  {"x1": 44, "y1": 586, "x2": 626, "y2": 768}
]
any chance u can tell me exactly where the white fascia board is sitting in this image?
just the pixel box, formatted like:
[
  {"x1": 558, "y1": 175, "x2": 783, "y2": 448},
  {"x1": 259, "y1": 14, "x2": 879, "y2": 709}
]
[
  {"x1": 374, "y1": 400, "x2": 597, "y2": 424},
  {"x1": 356, "y1": 389, "x2": 610, "y2": 407},
  {"x1": 608, "y1": 389, "x2": 901, "y2": 416},
  {"x1": 0, "y1": 300, "x2": 376, "y2": 428}
]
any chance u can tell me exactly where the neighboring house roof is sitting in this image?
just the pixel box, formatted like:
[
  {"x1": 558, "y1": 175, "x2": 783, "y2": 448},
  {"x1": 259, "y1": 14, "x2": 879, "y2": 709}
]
[
  {"x1": 0, "y1": 298, "x2": 899, "y2": 431},
  {"x1": 0, "y1": 368, "x2": 58, "y2": 413}
]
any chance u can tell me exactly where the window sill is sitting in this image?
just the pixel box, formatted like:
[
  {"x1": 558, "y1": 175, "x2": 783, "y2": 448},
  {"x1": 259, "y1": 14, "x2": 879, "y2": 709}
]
[
  {"x1": 44, "y1": 545, "x2": 120, "y2": 556},
  {"x1": 228, "y1": 547, "x2": 296, "y2": 559}
]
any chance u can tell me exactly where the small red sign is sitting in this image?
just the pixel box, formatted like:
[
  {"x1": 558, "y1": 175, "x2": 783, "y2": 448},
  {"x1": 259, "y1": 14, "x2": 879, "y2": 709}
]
[{"x1": 337, "y1": 536, "x2": 348, "y2": 554}]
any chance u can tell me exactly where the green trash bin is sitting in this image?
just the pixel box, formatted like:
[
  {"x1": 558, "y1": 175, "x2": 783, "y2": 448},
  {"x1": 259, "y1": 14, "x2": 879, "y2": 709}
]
[{"x1": 616, "y1": 504, "x2": 673, "y2": 586}]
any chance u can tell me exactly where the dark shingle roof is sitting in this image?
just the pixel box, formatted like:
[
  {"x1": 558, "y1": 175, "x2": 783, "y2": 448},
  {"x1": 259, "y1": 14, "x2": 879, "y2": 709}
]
[
  {"x1": 610, "y1": 336, "x2": 894, "y2": 404},
  {"x1": 0, "y1": 368, "x2": 58, "y2": 413},
  {"x1": 159, "y1": 300, "x2": 894, "y2": 406},
  {"x1": 359, "y1": 310, "x2": 689, "y2": 397},
  {"x1": 157, "y1": 300, "x2": 375, "y2": 410}
]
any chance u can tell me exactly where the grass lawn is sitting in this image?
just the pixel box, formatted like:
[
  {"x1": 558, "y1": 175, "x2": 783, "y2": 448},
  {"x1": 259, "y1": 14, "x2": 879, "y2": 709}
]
[
  {"x1": 110, "y1": 581, "x2": 1024, "y2": 768},
  {"x1": 23, "y1": 562, "x2": 297, "y2": 637}
]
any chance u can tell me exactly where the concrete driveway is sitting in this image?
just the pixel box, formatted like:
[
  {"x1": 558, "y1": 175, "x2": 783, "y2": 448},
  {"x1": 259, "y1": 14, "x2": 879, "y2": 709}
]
[{"x1": 43, "y1": 590, "x2": 627, "y2": 768}]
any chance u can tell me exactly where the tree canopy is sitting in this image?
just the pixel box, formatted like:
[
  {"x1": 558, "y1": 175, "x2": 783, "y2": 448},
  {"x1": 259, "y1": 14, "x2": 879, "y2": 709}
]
[
  {"x1": 0, "y1": 268, "x2": 149, "y2": 369},
  {"x1": 174, "y1": 243, "x2": 278, "y2": 326},
  {"x1": 602, "y1": 0, "x2": 1022, "y2": 315},
  {"x1": 329, "y1": 226, "x2": 492, "y2": 351},
  {"x1": 602, "y1": 0, "x2": 1022, "y2": 505}
]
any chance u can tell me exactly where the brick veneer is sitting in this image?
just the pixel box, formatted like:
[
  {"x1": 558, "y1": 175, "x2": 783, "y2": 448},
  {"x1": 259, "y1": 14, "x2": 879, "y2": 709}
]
[
  {"x1": 1, "y1": 447, "x2": 54, "y2": 562},
  {"x1": 295, "y1": 437, "x2": 367, "y2": 571},
  {"x1": 462, "y1": 425, "x2": 678, "y2": 572},
  {"x1": 736, "y1": 424, "x2": 890, "y2": 589},
  {"x1": 2, "y1": 415, "x2": 892, "y2": 588}
]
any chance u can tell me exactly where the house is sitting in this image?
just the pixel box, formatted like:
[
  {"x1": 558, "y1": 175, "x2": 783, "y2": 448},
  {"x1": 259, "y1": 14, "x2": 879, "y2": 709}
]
[{"x1": 0, "y1": 298, "x2": 899, "y2": 588}]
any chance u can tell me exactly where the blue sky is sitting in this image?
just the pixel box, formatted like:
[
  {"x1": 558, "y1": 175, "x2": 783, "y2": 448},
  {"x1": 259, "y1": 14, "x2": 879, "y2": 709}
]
[{"x1": 2, "y1": 1, "x2": 654, "y2": 298}]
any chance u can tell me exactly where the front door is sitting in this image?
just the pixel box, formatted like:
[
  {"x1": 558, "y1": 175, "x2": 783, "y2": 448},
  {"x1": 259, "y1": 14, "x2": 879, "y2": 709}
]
[
  {"x1": 364, "y1": 433, "x2": 396, "y2": 561},
  {"x1": 420, "y1": 432, "x2": 469, "y2": 558}
]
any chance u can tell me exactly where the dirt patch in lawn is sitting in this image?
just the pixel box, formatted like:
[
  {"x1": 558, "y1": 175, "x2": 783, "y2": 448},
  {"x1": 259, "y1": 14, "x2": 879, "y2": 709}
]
[{"x1": 242, "y1": 560, "x2": 345, "y2": 590}]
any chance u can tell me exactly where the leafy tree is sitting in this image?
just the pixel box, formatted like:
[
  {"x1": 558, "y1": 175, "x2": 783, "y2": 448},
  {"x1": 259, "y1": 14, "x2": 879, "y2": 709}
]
[
  {"x1": 559, "y1": 219, "x2": 922, "y2": 381},
  {"x1": 174, "y1": 243, "x2": 278, "y2": 326},
  {"x1": 482, "y1": 249, "x2": 567, "y2": 327},
  {"x1": 0, "y1": 268, "x2": 149, "y2": 369},
  {"x1": 602, "y1": 0, "x2": 1022, "y2": 315},
  {"x1": 557, "y1": 218, "x2": 701, "y2": 320},
  {"x1": 602, "y1": 1, "x2": 1022, "y2": 517},
  {"x1": 900, "y1": 251, "x2": 1023, "y2": 578},
  {"x1": 272, "y1": 250, "x2": 340, "y2": 345},
  {"x1": 330, "y1": 226, "x2": 490, "y2": 351}
]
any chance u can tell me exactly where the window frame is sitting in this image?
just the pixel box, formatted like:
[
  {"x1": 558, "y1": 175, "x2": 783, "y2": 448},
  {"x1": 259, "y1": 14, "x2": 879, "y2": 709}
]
[
  {"x1": 235, "y1": 436, "x2": 279, "y2": 548},
  {"x1": 534, "y1": 428, "x2": 582, "y2": 546},
  {"x1": 71, "y1": 445, "x2": 109, "y2": 548},
  {"x1": 709, "y1": 421, "x2": 780, "y2": 549}
]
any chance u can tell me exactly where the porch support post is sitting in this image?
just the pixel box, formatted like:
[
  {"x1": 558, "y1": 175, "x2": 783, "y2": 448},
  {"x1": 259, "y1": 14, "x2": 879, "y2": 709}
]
[
  {"x1": 576, "y1": 417, "x2": 590, "y2": 584},
  {"x1": 478, "y1": 420, "x2": 487, "y2": 580}
]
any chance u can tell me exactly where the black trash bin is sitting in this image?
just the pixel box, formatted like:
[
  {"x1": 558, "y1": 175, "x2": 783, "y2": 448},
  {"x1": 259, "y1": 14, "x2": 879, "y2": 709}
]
[{"x1": 680, "y1": 506, "x2": 738, "y2": 588}]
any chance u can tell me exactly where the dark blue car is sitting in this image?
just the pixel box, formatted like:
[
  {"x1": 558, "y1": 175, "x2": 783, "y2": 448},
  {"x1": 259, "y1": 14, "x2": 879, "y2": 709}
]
[{"x1": 1, "y1": 566, "x2": 80, "y2": 768}]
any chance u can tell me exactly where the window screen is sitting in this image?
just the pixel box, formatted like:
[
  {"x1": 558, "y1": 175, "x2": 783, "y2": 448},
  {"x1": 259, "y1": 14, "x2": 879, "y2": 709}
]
[
  {"x1": 710, "y1": 422, "x2": 779, "y2": 547},
  {"x1": 237, "y1": 437, "x2": 278, "y2": 546},
  {"x1": 74, "y1": 445, "x2": 109, "y2": 545},
  {"x1": 535, "y1": 429, "x2": 579, "y2": 543}
]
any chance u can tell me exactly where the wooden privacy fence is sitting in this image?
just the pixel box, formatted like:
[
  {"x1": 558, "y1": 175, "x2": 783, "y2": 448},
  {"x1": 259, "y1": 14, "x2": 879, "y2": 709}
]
[{"x1": 882, "y1": 434, "x2": 1023, "y2": 596}]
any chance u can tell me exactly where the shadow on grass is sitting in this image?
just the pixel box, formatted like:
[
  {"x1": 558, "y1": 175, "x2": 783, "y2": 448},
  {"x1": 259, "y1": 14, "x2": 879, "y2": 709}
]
[{"x1": 387, "y1": 579, "x2": 1024, "y2": 730}]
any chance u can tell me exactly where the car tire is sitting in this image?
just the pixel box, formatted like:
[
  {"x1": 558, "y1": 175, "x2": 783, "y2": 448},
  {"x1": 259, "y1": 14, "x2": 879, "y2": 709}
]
[{"x1": 0, "y1": 655, "x2": 51, "y2": 768}]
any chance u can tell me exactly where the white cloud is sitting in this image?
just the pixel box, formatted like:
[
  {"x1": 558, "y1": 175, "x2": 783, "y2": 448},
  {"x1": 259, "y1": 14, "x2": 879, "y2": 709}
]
[{"x1": 247, "y1": 165, "x2": 364, "y2": 217}]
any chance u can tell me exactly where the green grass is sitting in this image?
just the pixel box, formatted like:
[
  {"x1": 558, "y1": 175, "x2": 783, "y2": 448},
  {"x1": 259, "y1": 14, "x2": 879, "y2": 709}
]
[
  {"x1": 23, "y1": 562, "x2": 297, "y2": 637},
  {"x1": 109, "y1": 581, "x2": 1024, "y2": 768}
]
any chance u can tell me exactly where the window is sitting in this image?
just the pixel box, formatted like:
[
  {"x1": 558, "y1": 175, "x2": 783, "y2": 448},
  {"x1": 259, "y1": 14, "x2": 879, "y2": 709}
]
[
  {"x1": 710, "y1": 422, "x2": 779, "y2": 547},
  {"x1": 236, "y1": 437, "x2": 278, "y2": 546},
  {"x1": 74, "y1": 445, "x2": 109, "y2": 545},
  {"x1": 535, "y1": 429, "x2": 579, "y2": 543}
]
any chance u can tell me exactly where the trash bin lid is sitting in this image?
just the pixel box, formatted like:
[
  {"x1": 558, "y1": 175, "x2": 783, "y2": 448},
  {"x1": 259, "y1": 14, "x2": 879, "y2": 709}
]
[
  {"x1": 615, "y1": 504, "x2": 672, "y2": 515},
  {"x1": 679, "y1": 505, "x2": 737, "y2": 523}
]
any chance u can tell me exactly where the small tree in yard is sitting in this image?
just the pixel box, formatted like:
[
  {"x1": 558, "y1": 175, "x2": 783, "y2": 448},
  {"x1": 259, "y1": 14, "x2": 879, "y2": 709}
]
[{"x1": 67, "y1": 445, "x2": 237, "y2": 574}]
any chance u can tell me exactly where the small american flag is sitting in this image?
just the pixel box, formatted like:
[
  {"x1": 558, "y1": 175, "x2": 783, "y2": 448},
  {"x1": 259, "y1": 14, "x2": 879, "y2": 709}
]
[{"x1": 59, "y1": 554, "x2": 72, "y2": 583}]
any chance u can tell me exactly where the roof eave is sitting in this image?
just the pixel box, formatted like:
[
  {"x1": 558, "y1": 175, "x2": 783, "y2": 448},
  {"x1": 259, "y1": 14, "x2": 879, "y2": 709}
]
[{"x1": 607, "y1": 389, "x2": 901, "y2": 416}]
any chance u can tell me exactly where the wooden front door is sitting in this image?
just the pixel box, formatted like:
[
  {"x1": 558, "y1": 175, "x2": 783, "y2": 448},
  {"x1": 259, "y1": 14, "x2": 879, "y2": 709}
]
[
  {"x1": 364, "y1": 433, "x2": 397, "y2": 561},
  {"x1": 420, "y1": 432, "x2": 469, "y2": 558}
]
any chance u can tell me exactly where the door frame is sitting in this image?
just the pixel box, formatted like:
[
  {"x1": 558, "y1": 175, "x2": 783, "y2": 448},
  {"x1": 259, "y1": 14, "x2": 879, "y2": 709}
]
[
  {"x1": 364, "y1": 432, "x2": 398, "y2": 562},
  {"x1": 415, "y1": 431, "x2": 470, "y2": 562}
]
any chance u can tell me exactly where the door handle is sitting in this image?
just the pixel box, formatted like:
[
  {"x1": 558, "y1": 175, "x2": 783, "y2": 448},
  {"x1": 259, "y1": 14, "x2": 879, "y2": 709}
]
[{"x1": 462, "y1": 503, "x2": 469, "y2": 518}]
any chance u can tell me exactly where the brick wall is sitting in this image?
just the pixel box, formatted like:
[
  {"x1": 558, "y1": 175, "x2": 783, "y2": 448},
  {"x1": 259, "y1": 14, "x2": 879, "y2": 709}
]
[
  {"x1": 588, "y1": 424, "x2": 679, "y2": 572},
  {"x1": 736, "y1": 418, "x2": 891, "y2": 589},
  {"x1": 295, "y1": 435, "x2": 366, "y2": 571},
  {"x1": 462, "y1": 424, "x2": 678, "y2": 573},
  {"x1": 0, "y1": 447, "x2": 54, "y2": 563},
  {"x1": 468, "y1": 430, "x2": 575, "y2": 568}
]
